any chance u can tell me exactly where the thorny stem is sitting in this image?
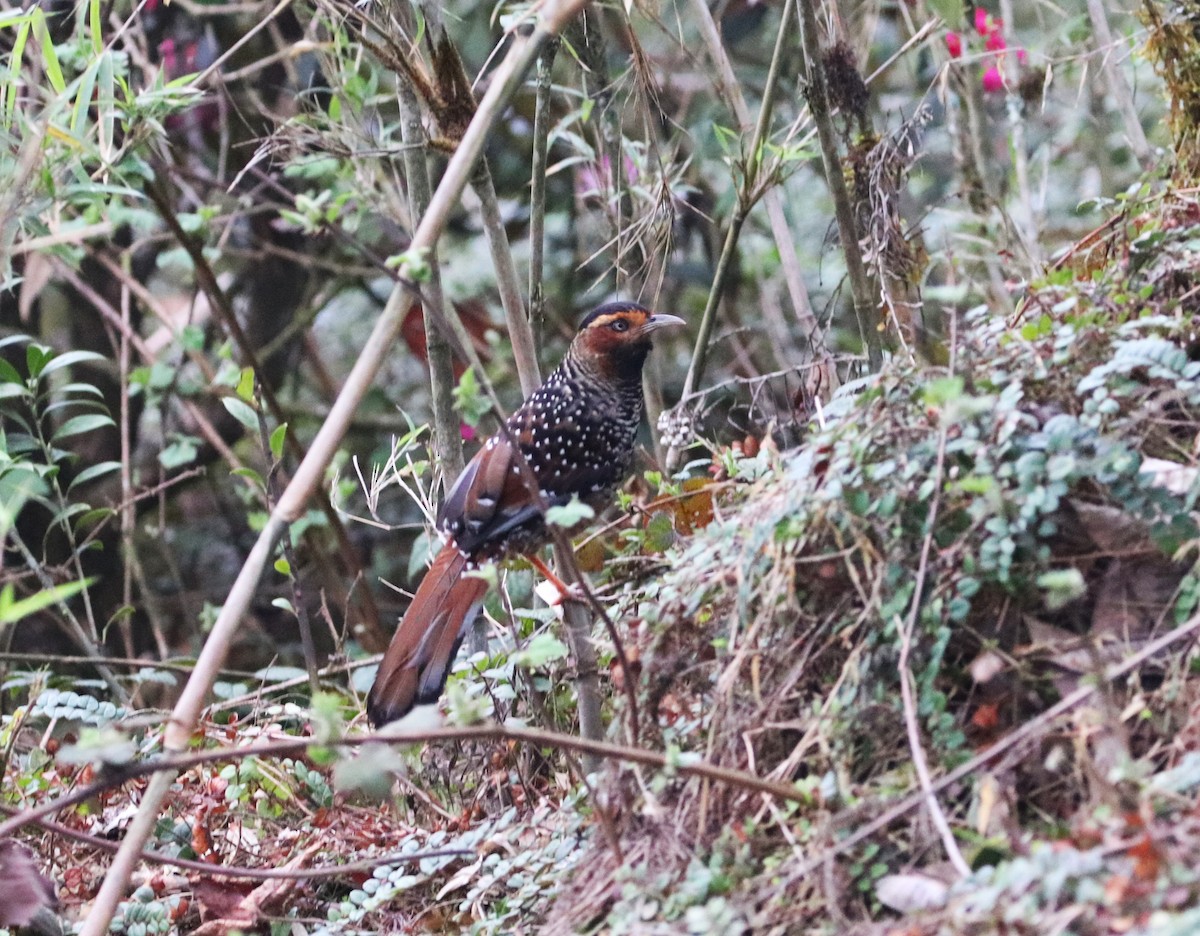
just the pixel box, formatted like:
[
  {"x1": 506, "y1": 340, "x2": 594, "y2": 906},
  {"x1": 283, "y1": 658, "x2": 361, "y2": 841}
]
[
  {"x1": 118, "y1": 271, "x2": 136, "y2": 659},
  {"x1": 528, "y1": 38, "x2": 560, "y2": 349},
  {"x1": 666, "y1": 211, "x2": 746, "y2": 470},
  {"x1": 397, "y1": 72, "x2": 474, "y2": 650},
  {"x1": 519, "y1": 31, "x2": 608, "y2": 752},
  {"x1": 79, "y1": 7, "x2": 592, "y2": 930},
  {"x1": 798, "y1": 0, "x2": 882, "y2": 371},
  {"x1": 2, "y1": 805, "x2": 473, "y2": 882}
]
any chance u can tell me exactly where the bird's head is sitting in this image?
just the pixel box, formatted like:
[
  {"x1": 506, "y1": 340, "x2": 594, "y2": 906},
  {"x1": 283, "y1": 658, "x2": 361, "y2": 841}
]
[{"x1": 570, "y1": 301, "x2": 685, "y2": 381}]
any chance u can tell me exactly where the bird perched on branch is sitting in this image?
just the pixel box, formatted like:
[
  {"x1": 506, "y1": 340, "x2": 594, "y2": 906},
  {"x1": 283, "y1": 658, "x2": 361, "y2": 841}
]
[{"x1": 367, "y1": 302, "x2": 685, "y2": 727}]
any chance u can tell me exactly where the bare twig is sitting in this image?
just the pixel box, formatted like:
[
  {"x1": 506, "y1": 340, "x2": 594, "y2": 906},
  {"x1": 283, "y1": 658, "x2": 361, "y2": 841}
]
[
  {"x1": 0, "y1": 722, "x2": 811, "y2": 846},
  {"x1": 8, "y1": 806, "x2": 472, "y2": 881},
  {"x1": 896, "y1": 423, "x2": 971, "y2": 878}
]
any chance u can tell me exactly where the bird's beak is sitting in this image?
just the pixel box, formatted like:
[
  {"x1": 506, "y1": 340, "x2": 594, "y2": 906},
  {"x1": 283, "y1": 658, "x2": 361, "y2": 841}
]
[{"x1": 640, "y1": 313, "x2": 686, "y2": 335}]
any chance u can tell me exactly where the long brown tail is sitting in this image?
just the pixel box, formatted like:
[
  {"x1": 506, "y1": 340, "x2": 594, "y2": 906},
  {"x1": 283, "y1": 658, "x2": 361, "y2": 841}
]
[{"x1": 366, "y1": 545, "x2": 488, "y2": 726}]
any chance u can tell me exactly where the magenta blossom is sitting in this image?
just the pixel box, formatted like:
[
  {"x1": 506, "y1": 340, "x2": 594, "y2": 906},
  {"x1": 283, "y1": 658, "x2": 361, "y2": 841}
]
[
  {"x1": 945, "y1": 31, "x2": 963, "y2": 58},
  {"x1": 982, "y1": 66, "x2": 1004, "y2": 93}
]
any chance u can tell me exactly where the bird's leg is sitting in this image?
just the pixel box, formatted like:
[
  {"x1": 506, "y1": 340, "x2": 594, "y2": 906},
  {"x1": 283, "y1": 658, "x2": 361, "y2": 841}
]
[{"x1": 527, "y1": 554, "x2": 588, "y2": 606}]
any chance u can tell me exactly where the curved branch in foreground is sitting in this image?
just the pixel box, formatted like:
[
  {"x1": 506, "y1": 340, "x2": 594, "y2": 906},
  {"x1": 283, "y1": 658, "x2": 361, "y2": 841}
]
[
  {"x1": 77, "y1": 4, "x2": 593, "y2": 932},
  {"x1": 0, "y1": 723, "x2": 807, "y2": 847}
]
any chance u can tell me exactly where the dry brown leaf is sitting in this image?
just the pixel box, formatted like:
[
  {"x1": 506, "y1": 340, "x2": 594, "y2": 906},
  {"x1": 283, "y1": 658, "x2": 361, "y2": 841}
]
[{"x1": 0, "y1": 839, "x2": 57, "y2": 926}]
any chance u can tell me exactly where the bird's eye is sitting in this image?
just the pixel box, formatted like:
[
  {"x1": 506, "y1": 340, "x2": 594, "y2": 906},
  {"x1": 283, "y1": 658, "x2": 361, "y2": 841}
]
[{"x1": 610, "y1": 319, "x2": 629, "y2": 332}]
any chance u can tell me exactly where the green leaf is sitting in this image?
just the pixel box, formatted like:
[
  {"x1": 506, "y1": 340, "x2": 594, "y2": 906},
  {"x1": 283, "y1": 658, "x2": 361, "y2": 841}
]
[
  {"x1": 452, "y1": 368, "x2": 490, "y2": 427},
  {"x1": 332, "y1": 745, "x2": 405, "y2": 799},
  {"x1": 545, "y1": 496, "x2": 594, "y2": 528},
  {"x1": 88, "y1": 0, "x2": 102, "y2": 55},
  {"x1": 644, "y1": 511, "x2": 675, "y2": 552},
  {"x1": 1037, "y1": 568, "x2": 1086, "y2": 611},
  {"x1": 32, "y1": 9, "x2": 65, "y2": 94},
  {"x1": 67, "y1": 460, "x2": 121, "y2": 493},
  {"x1": 235, "y1": 366, "x2": 256, "y2": 402},
  {"x1": 159, "y1": 435, "x2": 198, "y2": 469},
  {"x1": 512, "y1": 633, "x2": 569, "y2": 668},
  {"x1": 40, "y1": 349, "x2": 107, "y2": 377},
  {"x1": 254, "y1": 665, "x2": 308, "y2": 682},
  {"x1": 56, "y1": 727, "x2": 136, "y2": 766},
  {"x1": 0, "y1": 576, "x2": 95, "y2": 626},
  {"x1": 4, "y1": 19, "x2": 31, "y2": 129},
  {"x1": 231, "y1": 466, "x2": 265, "y2": 489},
  {"x1": 25, "y1": 344, "x2": 52, "y2": 379},
  {"x1": 269, "y1": 423, "x2": 287, "y2": 461},
  {"x1": 271, "y1": 597, "x2": 296, "y2": 614},
  {"x1": 0, "y1": 356, "x2": 23, "y2": 385},
  {"x1": 921, "y1": 376, "x2": 965, "y2": 408},
  {"x1": 221, "y1": 396, "x2": 259, "y2": 430},
  {"x1": 274, "y1": 557, "x2": 291, "y2": 576},
  {"x1": 97, "y1": 50, "x2": 114, "y2": 161},
  {"x1": 52, "y1": 413, "x2": 115, "y2": 442},
  {"x1": 0, "y1": 334, "x2": 31, "y2": 352},
  {"x1": 925, "y1": 0, "x2": 963, "y2": 24}
]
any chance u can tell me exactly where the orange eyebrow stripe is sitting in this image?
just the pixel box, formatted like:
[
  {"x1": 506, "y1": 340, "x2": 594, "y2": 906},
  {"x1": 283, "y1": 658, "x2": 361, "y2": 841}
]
[{"x1": 587, "y1": 311, "x2": 646, "y2": 329}]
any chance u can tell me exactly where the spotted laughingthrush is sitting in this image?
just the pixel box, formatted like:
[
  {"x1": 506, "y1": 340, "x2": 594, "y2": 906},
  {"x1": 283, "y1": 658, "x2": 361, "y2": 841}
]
[{"x1": 366, "y1": 302, "x2": 685, "y2": 727}]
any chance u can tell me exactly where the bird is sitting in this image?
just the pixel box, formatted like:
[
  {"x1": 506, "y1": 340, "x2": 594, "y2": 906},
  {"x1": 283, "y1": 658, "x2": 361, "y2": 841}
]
[{"x1": 366, "y1": 301, "x2": 685, "y2": 727}]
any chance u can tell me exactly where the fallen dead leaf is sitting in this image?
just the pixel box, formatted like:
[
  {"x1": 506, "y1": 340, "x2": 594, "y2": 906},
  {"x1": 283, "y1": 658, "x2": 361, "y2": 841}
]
[{"x1": 0, "y1": 838, "x2": 57, "y2": 926}]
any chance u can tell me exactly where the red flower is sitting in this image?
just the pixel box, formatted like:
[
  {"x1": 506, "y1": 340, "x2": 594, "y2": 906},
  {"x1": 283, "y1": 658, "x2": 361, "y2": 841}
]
[
  {"x1": 975, "y1": 7, "x2": 990, "y2": 35},
  {"x1": 985, "y1": 30, "x2": 1006, "y2": 52},
  {"x1": 945, "y1": 31, "x2": 963, "y2": 58},
  {"x1": 982, "y1": 66, "x2": 1004, "y2": 93}
]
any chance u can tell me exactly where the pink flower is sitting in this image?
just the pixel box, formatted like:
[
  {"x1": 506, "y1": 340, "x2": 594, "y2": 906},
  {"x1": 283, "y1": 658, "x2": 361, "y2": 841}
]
[
  {"x1": 1017, "y1": 48, "x2": 1028, "y2": 63},
  {"x1": 982, "y1": 66, "x2": 1004, "y2": 93},
  {"x1": 985, "y1": 30, "x2": 1006, "y2": 52},
  {"x1": 461, "y1": 423, "x2": 476, "y2": 441},
  {"x1": 945, "y1": 31, "x2": 963, "y2": 58},
  {"x1": 975, "y1": 7, "x2": 990, "y2": 35}
]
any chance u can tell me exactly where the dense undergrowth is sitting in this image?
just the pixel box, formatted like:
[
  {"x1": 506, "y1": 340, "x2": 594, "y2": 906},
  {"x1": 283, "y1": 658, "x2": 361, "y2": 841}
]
[{"x1": 8, "y1": 187, "x2": 1200, "y2": 934}]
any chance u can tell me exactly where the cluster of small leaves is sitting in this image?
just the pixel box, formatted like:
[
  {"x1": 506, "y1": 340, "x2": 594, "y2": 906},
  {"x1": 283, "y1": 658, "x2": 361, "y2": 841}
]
[
  {"x1": 26, "y1": 688, "x2": 123, "y2": 724},
  {"x1": 602, "y1": 847, "x2": 750, "y2": 935},
  {"x1": 108, "y1": 885, "x2": 184, "y2": 936},
  {"x1": 326, "y1": 802, "x2": 586, "y2": 934}
]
